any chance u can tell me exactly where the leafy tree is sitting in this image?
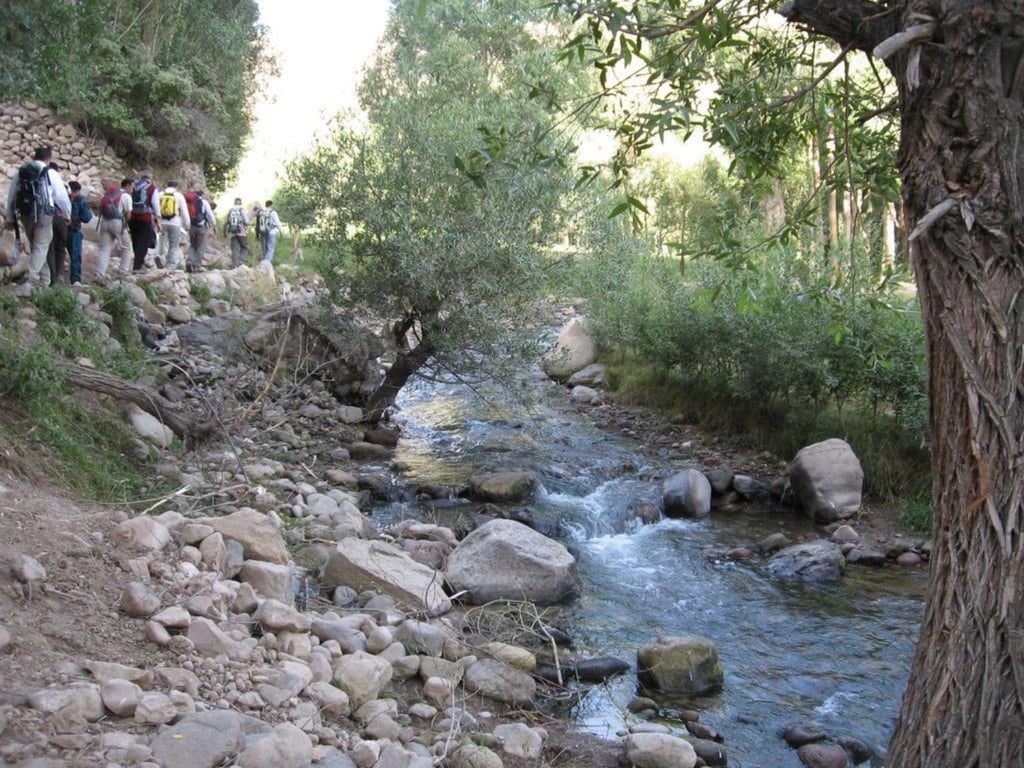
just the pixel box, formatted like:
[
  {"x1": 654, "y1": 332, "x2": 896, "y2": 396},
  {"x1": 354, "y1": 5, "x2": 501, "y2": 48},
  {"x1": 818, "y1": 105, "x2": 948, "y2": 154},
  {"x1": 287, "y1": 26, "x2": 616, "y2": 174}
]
[
  {"x1": 560, "y1": 1, "x2": 1024, "y2": 764},
  {"x1": 0, "y1": 0, "x2": 270, "y2": 189},
  {"x1": 280, "y1": 0, "x2": 577, "y2": 420}
]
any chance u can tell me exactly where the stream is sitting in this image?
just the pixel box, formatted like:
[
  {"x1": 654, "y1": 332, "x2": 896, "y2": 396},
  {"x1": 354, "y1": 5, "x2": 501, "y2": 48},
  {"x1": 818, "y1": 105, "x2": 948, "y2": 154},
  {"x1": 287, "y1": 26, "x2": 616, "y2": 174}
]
[{"x1": 371, "y1": 376, "x2": 926, "y2": 767}]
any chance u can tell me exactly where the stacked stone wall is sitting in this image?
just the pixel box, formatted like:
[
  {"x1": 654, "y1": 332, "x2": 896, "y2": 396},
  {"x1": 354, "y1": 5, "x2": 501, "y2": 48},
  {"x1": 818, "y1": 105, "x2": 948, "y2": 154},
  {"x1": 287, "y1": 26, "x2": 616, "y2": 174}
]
[{"x1": 0, "y1": 102, "x2": 125, "y2": 203}]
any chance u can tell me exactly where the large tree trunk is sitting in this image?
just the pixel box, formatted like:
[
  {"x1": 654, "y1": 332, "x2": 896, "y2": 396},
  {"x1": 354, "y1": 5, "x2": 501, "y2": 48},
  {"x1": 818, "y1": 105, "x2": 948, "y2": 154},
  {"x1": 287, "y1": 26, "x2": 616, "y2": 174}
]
[
  {"x1": 780, "y1": 2, "x2": 1024, "y2": 765},
  {"x1": 362, "y1": 337, "x2": 436, "y2": 424},
  {"x1": 886, "y1": 6, "x2": 1024, "y2": 765}
]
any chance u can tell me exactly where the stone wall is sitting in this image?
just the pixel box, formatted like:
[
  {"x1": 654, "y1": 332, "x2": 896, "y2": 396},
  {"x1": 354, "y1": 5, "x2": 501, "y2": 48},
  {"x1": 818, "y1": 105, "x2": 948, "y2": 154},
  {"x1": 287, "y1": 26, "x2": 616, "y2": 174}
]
[
  {"x1": 0, "y1": 101, "x2": 208, "y2": 207},
  {"x1": 0, "y1": 102, "x2": 125, "y2": 203}
]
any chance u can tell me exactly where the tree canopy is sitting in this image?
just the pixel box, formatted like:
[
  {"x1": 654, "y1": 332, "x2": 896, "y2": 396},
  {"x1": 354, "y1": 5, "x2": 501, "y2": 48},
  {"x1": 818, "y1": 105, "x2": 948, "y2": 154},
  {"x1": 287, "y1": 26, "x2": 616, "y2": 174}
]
[
  {"x1": 0, "y1": 0, "x2": 271, "y2": 189},
  {"x1": 280, "y1": 0, "x2": 582, "y2": 418}
]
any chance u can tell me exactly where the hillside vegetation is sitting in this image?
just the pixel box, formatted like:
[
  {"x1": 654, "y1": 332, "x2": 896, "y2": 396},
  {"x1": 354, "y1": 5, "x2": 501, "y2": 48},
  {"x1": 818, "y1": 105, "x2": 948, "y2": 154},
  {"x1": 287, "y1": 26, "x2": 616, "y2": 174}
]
[{"x1": 0, "y1": 0, "x2": 270, "y2": 189}]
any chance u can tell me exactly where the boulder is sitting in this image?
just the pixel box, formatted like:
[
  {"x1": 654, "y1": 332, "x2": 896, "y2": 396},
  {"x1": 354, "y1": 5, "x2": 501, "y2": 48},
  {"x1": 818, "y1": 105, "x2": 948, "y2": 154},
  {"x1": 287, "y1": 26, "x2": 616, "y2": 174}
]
[
  {"x1": 768, "y1": 541, "x2": 845, "y2": 583},
  {"x1": 446, "y1": 519, "x2": 579, "y2": 604},
  {"x1": 112, "y1": 516, "x2": 171, "y2": 551},
  {"x1": 789, "y1": 439, "x2": 864, "y2": 522},
  {"x1": 466, "y1": 471, "x2": 538, "y2": 503},
  {"x1": 625, "y1": 732, "x2": 697, "y2": 768},
  {"x1": 321, "y1": 538, "x2": 451, "y2": 616},
  {"x1": 451, "y1": 744, "x2": 504, "y2": 768},
  {"x1": 239, "y1": 560, "x2": 294, "y2": 603},
  {"x1": 254, "y1": 599, "x2": 310, "y2": 632},
  {"x1": 637, "y1": 636, "x2": 723, "y2": 695},
  {"x1": 797, "y1": 742, "x2": 850, "y2": 768},
  {"x1": 662, "y1": 469, "x2": 712, "y2": 518},
  {"x1": 846, "y1": 548, "x2": 887, "y2": 566},
  {"x1": 570, "y1": 385, "x2": 602, "y2": 404},
  {"x1": 150, "y1": 710, "x2": 268, "y2": 768},
  {"x1": 493, "y1": 722, "x2": 544, "y2": 759},
  {"x1": 542, "y1": 318, "x2": 597, "y2": 381},
  {"x1": 129, "y1": 405, "x2": 174, "y2": 448},
  {"x1": 198, "y1": 508, "x2": 289, "y2": 565},
  {"x1": 332, "y1": 652, "x2": 393, "y2": 709},
  {"x1": 237, "y1": 722, "x2": 312, "y2": 768},
  {"x1": 464, "y1": 659, "x2": 536, "y2": 706},
  {"x1": 566, "y1": 363, "x2": 606, "y2": 387}
]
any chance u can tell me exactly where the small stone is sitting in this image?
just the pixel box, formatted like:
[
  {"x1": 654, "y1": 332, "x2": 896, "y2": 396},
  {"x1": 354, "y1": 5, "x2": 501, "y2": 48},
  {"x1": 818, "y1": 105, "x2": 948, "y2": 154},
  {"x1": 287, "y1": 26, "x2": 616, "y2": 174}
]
[
  {"x1": 145, "y1": 620, "x2": 172, "y2": 646},
  {"x1": 12, "y1": 554, "x2": 47, "y2": 583},
  {"x1": 153, "y1": 606, "x2": 191, "y2": 629},
  {"x1": 101, "y1": 679, "x2": 141, "y2": 717},
  {"x1": 797, "y1": 742, "x2": 850, "y2": 768},
  {"x1": 134, "y1": 691, "x2": 178, "y2": 724},
  {"x1": 121, "y1": 582, "x2": 160, "y2": 617},
  {"x1": 897, "y1": 551, "x2": 922, "y2": 566}
]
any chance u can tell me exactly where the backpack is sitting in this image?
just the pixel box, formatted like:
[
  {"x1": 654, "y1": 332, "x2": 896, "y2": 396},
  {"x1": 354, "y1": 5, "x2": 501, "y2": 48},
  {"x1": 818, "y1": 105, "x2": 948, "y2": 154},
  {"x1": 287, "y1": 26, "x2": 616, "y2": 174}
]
[
  {"x1": 100, "y1": 185, "x2": 123, "y2": 220},
  {"x1": 257, "y1": 209, "x2": 272, "y2": 235},
  {"x1": 159, "y1": 191, "x2": 178, "y2": 220},
  {"x1": 227, "y1": 206, "x2": 244, "y2": 234},
  {"x1": 131, "y1": 179, "x2": 151, "y2": 215},
  {"x1": 185, "y1": 191, "x2": 205, "y2": 227},
  {"x1": 14, "y1": 163, "x2": 54, "y2": 221}
]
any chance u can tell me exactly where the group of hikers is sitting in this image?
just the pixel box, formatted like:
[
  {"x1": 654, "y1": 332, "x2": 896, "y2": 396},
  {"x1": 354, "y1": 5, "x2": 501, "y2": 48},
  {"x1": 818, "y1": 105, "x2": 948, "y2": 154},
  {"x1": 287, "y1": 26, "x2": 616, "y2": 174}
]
[{"x1": 3, "y1": 146, "x2": 284, "y2": 288}]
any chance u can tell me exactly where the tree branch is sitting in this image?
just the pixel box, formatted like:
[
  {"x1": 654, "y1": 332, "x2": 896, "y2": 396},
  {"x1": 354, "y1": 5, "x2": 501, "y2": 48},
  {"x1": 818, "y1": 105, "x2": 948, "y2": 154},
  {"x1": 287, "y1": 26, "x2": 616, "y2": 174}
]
[{"x1": 777, "y1": 0, "x2": 899, "y2": 55}]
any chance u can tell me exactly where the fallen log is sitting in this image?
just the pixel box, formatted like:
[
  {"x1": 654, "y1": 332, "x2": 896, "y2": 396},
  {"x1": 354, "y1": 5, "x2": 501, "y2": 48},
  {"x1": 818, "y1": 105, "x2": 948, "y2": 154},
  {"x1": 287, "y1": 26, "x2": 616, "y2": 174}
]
[{"x1": 67, "y1": 363, "x2": 217, "y2": 442}]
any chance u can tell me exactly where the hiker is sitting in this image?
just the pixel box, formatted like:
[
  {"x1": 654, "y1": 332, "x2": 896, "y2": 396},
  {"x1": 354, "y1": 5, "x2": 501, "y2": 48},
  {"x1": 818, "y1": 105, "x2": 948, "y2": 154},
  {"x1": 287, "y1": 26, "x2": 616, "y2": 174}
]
[
  {"x1": 222, "y1": 197, "x2": 250, "y2": 267},
  {"x1": 66, "y1": 180, "x2": 94, "y2": 285},
  {"x1": 128, "y1": 171, "x2": 158, "y2": 272},
  {"x1": 185, "y1": 189, "x2": 216, "y2": 273},
  {"x1": 152, "y1": 181, "x2": 190, "y2": 270},
  {"x1": 95, "y1": 178, "x2": 133, "y2": 284},
  {"x1": 46, "y1": 163, "x2": 70, "y2": 285},
  {"x1": 256, "y1": 200, "x2": 281, "y2": 262},
  {"x1": 3, "y1": 147, "x2": 71, "y2": 286}
]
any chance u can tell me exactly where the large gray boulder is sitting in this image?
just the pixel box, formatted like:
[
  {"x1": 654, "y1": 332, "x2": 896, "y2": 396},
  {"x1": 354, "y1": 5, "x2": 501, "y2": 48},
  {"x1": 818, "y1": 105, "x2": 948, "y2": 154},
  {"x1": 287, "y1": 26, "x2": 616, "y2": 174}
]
[
  {"x1": 244, "y1": 298, "x2": 383, "y2": 402},
  {"x1": 542, "y1": 318, "x2": 597, "y2": 381},
  {"x1": 446, "y1": 519, "x2": 579, "y2": 604},
  {"x1": 662, "y1": 469, "x2": 712, "y2": 518},
  {"x1": 637, "y1": 635, "x2": 723, "y2": 696},
  {"x1": 150, "y1": 710, "x2": 270, "y2": 768},
  {"x1": 321, "y1": 538, "x2": 451, "y2": 616},
  {"x1": 789, "y1": 439, "x2": 864, "y2": 523},
  {"x1": 768, "y1": 540, "x2": 846, "y2": 583}
]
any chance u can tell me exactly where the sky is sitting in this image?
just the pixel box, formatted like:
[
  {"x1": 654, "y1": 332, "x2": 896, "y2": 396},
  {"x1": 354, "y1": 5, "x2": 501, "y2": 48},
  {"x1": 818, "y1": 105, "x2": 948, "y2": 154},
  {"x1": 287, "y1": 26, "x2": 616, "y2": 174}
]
[{"x1": 226, "y1": 0, "x2": 391, "y2": 204}]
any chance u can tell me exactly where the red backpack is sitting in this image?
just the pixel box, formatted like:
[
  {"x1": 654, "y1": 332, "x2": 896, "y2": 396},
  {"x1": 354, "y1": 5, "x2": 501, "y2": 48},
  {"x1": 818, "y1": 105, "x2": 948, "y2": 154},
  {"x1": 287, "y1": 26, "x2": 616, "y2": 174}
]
[
  {"x1": 100, "y1": 185, "x2": 123, "y2": 220},
  {"x1": 184, "y1": 191, "x2": 206, "y2": 226}
]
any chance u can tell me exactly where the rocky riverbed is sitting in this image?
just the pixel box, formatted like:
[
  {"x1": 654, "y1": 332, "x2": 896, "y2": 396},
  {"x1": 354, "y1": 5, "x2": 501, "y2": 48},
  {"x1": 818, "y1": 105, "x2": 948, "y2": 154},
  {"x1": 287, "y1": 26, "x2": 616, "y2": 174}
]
[{"x1": 0, "y1": 270, "x2": 928, "y2": 768}]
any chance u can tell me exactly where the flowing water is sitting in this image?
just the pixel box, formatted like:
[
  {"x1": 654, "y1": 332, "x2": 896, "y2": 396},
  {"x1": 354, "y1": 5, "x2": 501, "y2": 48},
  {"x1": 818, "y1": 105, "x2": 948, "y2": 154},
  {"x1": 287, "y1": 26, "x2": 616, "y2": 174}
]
[{"x1": 373, "y1": 377, "x2": 926, "y2": 767}]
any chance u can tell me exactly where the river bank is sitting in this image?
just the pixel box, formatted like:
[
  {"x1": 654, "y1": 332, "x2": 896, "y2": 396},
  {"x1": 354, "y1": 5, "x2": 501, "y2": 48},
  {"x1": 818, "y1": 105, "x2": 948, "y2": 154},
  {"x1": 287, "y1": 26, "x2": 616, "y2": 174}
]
[{"x1": 0, "y1": 272, "x2": 928, "y2": 768}]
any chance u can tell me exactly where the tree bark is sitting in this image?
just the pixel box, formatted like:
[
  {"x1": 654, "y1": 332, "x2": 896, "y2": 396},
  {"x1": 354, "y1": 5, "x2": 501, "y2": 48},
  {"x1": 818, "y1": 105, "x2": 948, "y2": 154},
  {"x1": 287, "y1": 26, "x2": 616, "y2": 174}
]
[
  {"x1": 887, "y1": 5, "x2": 1024, "y2": 765},
  {"x1": 784, "y1": 2, "x2": 1024, "y2": 765},
  {"x1": 362, "y1": 336, "x2": 436, "y2": 423}
]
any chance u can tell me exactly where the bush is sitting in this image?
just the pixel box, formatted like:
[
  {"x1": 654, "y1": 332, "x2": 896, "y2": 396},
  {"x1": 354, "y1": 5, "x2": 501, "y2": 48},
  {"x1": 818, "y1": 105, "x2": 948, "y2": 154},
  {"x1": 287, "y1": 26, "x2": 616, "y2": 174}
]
[{"x1": 571, "y1": 223, "x2": 930, "y2": 500}]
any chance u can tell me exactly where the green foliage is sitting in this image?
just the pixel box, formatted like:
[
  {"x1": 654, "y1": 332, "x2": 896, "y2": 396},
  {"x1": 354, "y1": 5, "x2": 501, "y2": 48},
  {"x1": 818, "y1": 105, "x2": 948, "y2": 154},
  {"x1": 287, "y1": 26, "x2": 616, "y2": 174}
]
[
  {"x1": 568, "y1": 220, "x2": 929, "y2": 499},
  {"x1": 897, "y1": 496, "x2": 934, "y2": 533},
  {"x1": 0, "y1": 0, "x2": 272, "y2": 189},
  {"x1": 189, "y1": 279, "x2": 213, "y2": 307},
  {"x1": 0, "y1": 290, "x2": 158, "y2": 501},
  {"x1": 280, "y1": 0, "x2": 582, "y2": 392}
]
